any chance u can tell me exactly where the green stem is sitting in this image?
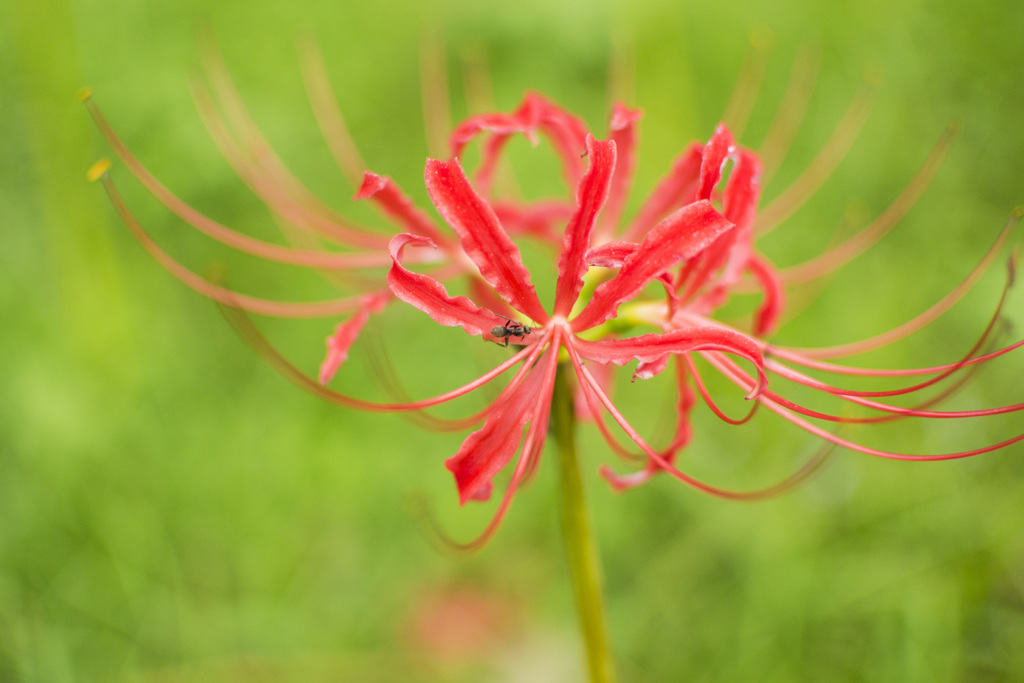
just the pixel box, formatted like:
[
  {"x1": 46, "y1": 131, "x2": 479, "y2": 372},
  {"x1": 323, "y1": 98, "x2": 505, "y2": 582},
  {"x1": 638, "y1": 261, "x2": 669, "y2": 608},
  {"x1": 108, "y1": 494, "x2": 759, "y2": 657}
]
[{"x1": 552, "y1": 363, "x2": 617, "y2": 683}]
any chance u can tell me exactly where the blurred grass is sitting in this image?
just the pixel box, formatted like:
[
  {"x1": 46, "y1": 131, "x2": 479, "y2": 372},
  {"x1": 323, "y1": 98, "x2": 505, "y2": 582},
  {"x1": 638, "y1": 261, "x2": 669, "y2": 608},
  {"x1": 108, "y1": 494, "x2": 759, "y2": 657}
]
[{"x1": 3, "y1": 0, "x2": 1024, "y2": 681}]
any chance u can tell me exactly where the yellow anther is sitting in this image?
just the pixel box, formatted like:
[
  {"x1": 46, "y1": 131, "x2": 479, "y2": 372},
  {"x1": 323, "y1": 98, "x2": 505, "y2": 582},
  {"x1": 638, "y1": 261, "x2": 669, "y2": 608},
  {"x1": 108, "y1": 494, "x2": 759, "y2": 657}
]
[
  {"x1": 77, "y1": 87, "x2": 93, "y2": 103},
  {"x1": 86, "y1": 158, "x2": 111, "y2": 183}
]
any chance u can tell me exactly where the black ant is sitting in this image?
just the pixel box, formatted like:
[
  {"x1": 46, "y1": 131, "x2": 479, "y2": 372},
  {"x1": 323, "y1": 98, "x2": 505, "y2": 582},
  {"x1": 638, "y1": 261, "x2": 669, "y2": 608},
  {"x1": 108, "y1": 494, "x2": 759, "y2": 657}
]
[{"x1": 490, "y1": 315, "x2": 532, "y2": 348}]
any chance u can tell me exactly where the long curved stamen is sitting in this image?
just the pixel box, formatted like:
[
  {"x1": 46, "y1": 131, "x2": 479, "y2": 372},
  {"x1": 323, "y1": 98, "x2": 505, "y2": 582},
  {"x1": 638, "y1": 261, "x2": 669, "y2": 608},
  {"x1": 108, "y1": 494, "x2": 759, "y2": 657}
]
[
  {"x1": 779, "y1": 211, "x2": 1018, "y2": 359},
  {"x1": 197, "y1": 47, "x2": 389, "y2": 247},
  {"x1": 461, "y1": 44, "x2": 496, "y2": 115},
  {"x1": 360, "y1": 325, "x2": 552, "y2": 432},
  {"x1": 774, "y1": 123, "x2": 959, "y2": 287},
  {"x1": 719, "y1": 28, "x2": 772, "y2": 141},
  {"x1": 451, "y1": 331, "x2": 554, "y2": 426},
  {"x1": 774, "y1": 336, "x2": 1024, "y2": 378},
  {"x1": 566, "y1": 342, "x2": 828, "y2": 500},
  {"x1": 221, "y1": 298, "x2": 542, "y2": 413},
  {"x1": 573, "y1": 360, "x2": 649, "y2": 464},
  {"x1": 573, "y1": 343, "x2": 698, "y2": 471},
  {"x1": 93, "y1": 165, "x2": 371, "y2": 318},
  {"x1": 674, "y1": 306, "x2": 1024, "y2": 380},
  {"x1": 84, "y1": 92, "x2": 389, "y2": 259},
  {"x1": 777, "y1": 361, "x2": 988, "y2": 426},
  {"x1": 682, "y1": 355, "x2": 759, "y2": 425},
  {"x1": 440, "y1": 328, "x2": 563, "y2": 551},
  {"x1": 757, "y1": 45, "x2": 821, "y2": 183},
  {"x1": 296, "y1": 35, "x2": 368, "y2": 189},
  {"x1": 606, "y1": 37, "x2": 635, "y2": 111},
  {"x1": 766, "y1": 262, "x2": 1016, "y2": 397},
  {"x1": 361, "y1": 337, "x2": 486, "y2": 432},
  {"x1": 425, "y1": 328, "x2": 555, "y2": 431},
  {"x1": 755, "y1": 80, "x2": 875, "y2": 236},
  {"x1": 766, "y1": 341, "x2": 992, "y2": 401},
  {"x1": 765, "y1": 391, "x2": 1024, "y2": 461},
  {"x1": 711, "y1": 350, "x2": 1024, "y2": 422},
  {"x1": 596, "y1": 360, "x2": 701, "y2": 490},
  {"x1": 189, "y1": 76, "x2": 391, "y2": 249},
  {"x1": 420, "y1": 31, "x2": 452, "y2": 161},
  {"x1": 704, "y1": 351, "x2": 1024, "y2": 460}
]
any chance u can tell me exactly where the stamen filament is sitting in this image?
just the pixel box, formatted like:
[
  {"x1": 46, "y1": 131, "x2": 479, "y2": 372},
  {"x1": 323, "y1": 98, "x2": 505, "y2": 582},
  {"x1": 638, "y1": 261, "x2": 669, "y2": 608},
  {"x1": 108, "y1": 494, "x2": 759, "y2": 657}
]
[
  {"x1": 775, "y1": 122, "x2": 959, "y2": 287},
  {"x1": 565, "y1": 342, "x2": 827, "y2": 500},
  {"x1": 703, "y1": 350, "x2": 1024, "y2": 460},
  {"x1": 222, "y1": 300, "x2": 545, "y2": 412},
  {"x1": 755, "y1": 82, "x2": 875, "y2": 235},
  {"x1": 780, "y1": 210, "x2": 1017, "y2": 359},
  {"x1": 757, "y1": 45, "x2": 821, "y2": 183},
  {"x1": 297, "y1": 35, "x2": 369, "y2": 189},
  {"x1": 97, "y1": 169, "x2": 369, "y2": 318}
]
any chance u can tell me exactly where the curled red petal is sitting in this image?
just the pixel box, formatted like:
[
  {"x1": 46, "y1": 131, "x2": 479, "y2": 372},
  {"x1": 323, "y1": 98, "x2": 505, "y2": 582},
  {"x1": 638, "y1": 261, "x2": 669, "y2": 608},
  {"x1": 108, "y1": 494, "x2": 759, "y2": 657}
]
[
  {"x1": 450, "y1": 98, "x2": 539, "y2": 195},
  {"x1": 679, "y1": 149, "x2": 763, "y2": 304},
  {"x1": 355, "y1": 172, "x2": 447, "y2": 244},
  {"x1": 632, "y1": 354, "x2": 670, "y2": 381},
  {"x1": 697, "y1": 124, "x2": 736, "y2": 200},
  {"x1": 468, "y1": 482, "x2": 494, "y2": 502},
  {"x1": 723, "y1": 149, "x2": 762, "y2": 228},
  {"x1": 585, "y1": 240, "x2": 639, "y2": 268},
  {"x1": 573, "y1": 326, "x2": 766, "y2": 398},
  {"x1": 424, "y1": 158, "x2": 549, "y2": 324},
  {"x1": 553, "y1": 135, "x2": 617, "y2": 316},
  {"x1": 714, "y1": 149, "x2": 762, "y2": 287},
  {"x1": 386, "y1": 233, "x2": 498, "y2": 336},
  {"x1": 524, "y1": 92, "x2": 590, "y2": 187},
  {"x1": 449, "y1": 99, "x2": 539, "y2": 157},
  {"x1": 445, "y1": 351, "x2": 550, "y2": 504},
  {"x1": 450, "y1": 92, "x2": 589, "y2": 193},
  {"x1": 747, "y1": 254, "x2": 785, "y2": 336},
  {"x1": 599, "y1": 102, "x2": 643, "y2": 238},
  {"x1": 319, "y1": 291, "x2": 390, "y2": 385},
  {"x1": 571, "y1": 200, "x2": 734, "y2": 332},
  {"x1": 624, "y1": 144, "x2": 703, "y2": 242}
]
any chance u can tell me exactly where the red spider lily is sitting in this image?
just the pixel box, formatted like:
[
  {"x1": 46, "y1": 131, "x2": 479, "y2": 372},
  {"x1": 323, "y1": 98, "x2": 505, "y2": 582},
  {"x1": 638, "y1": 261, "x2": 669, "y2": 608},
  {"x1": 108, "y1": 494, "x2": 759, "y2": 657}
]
[
  {"x1": 388, "y1": 137, "x2": 768, "y2": 500},
  {"x1": 87, "y1": 53, "x2": 1024, "y2": 548},
  {"x1": 379, "y1": 105, "x2": 1023, "y2": 545}
]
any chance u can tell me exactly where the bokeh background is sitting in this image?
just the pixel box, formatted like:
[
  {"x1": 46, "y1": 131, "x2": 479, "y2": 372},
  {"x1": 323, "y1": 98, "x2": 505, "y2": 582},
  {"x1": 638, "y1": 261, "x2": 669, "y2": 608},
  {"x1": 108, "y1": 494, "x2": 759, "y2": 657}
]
[{"x1": 3, "y1": 0, "x2": 1024, "y2": 680}]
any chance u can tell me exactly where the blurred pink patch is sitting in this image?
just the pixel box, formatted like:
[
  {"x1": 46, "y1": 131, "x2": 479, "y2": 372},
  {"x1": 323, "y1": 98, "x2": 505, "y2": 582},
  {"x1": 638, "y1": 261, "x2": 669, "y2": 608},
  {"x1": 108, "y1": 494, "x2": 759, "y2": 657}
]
[{"x1": 405, "y1": 585, "x2": 521, "y2": 665}]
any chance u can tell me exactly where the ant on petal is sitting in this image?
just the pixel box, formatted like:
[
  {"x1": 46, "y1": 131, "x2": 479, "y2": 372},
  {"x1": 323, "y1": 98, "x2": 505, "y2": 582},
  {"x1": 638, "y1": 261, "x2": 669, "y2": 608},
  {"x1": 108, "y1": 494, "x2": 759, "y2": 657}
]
[{"x1": 490, "y1": 315, "x2": 532, "y2": 348}]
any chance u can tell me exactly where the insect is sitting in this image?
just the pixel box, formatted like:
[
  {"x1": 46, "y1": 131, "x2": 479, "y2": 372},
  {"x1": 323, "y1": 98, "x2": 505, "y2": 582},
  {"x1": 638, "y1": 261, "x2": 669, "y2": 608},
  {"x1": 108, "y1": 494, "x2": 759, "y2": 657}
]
[{"x1": 490, "y1": 315, "x2": 533, "y2": 348}]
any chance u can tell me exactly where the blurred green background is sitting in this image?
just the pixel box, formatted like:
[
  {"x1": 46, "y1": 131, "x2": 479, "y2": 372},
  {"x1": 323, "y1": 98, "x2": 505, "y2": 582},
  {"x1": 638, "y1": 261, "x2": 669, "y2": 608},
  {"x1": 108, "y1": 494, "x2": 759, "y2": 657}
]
[{"x1": 3, "y1": 0, "x2": 1023, "y2": 680}]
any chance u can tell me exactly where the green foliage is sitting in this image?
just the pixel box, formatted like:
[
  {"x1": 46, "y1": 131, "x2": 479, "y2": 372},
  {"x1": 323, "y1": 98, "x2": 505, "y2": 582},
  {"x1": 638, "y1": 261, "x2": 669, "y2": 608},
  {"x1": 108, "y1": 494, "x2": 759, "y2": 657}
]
[{"x1": 2, "y1": 0, "x2": 1022, "y2": 680}]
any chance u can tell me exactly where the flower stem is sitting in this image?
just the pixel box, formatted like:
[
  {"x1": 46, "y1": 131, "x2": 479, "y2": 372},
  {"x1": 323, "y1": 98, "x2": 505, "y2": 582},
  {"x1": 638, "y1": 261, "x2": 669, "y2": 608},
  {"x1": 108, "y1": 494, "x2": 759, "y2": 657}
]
[{"x1": 552, "y1": 363, "x2": 617, "y2": 683}]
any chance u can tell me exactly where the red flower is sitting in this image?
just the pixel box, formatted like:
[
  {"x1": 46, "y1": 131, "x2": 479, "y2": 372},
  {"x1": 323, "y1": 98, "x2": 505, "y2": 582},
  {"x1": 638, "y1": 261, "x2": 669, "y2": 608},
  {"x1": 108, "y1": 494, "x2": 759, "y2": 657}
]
[
  {"x1": 389, "y1": 133, "x2": 766, "y2": 506},
  {"x1": 396, "y1": 97, "x2": 1024, "y2": 537},
  {"x1": 87, "y1": 56, "x2": 1024, "y2": 546}
]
